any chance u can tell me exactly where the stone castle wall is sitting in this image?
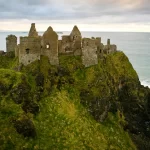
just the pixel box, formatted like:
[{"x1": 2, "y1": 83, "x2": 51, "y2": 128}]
[
  {"x1": 19, "y1": 36, "x2": 41, "y2": 66},
  {"x1": 103, "y1": 39, "x2": 117, "y2": 54},
  {"x1": 96, "y1": 37, "x2": 104, "y2": 58},
  {"x1": 41, "y1": 27, "x2": 59, "y2": 65},
  {"x1": 6, "y1": 23, "x2": 118, "y2": 67},
  {"x1": 15, "y1": 44, "x2": 20, "y2": 57},
  {"x1": 82, "y1": 38, "x2": 98, "y2": 67},
  {"x1": 6, "y1": 35, "x2": 17, "y2": 52},
  {"x1": 70, "y1": 26, "x2": 82, "y2": 56},
  {"x1": 60, "y1": 35, "x2": 72, "y2": 54},
  {"x1": 58, "y1": 26, "x2": 82, "y2": 56}
]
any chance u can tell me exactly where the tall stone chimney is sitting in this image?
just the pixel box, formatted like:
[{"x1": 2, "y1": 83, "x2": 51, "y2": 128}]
[
  {"x1": 107, "y1": 39, "x2": 110, "y2": 49},
  {"x1": 28, "y1": 23, "x2": 38, "y2": 37}
]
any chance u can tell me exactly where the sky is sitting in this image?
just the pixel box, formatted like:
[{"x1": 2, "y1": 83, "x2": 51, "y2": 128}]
[{"x1": 0, "y1": 0, "x2": 150, "y2": 32}]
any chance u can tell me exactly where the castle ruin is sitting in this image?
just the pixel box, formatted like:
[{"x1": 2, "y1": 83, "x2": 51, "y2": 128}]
[
  {"x1": 6, "y1": 35, "x2": 17, "y2": 53},
  {"x1": 6, "y1": 23, "x2": 117, "y2": 67}
]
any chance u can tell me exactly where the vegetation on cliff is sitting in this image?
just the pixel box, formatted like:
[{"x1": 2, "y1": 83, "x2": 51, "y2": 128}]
[{"x1": 0, "y1": 52, "x2": 150, "y2": 150}]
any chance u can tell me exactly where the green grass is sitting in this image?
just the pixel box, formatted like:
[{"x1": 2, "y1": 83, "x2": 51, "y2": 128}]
[
  {"x1": 33, "y1": 89, "x2": 135, "y2": 150},
  {"x1": 0, "y1": 53, "x2": 18, "y2": 69},
  {"x1": 0, "y1": 52, "x2": 138, "y2": 149},
  {"x1": 0, "y1": 69, "x2": 23, "y2": 88}
]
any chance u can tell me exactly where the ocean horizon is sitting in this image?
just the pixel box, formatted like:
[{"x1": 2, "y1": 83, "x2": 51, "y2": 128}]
[{"x1": 0, "y1": 31, "x2": 150, "y2": 88}]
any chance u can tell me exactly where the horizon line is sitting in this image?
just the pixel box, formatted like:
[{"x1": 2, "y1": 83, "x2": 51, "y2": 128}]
[{"x1": 1, "y1": 30, "x2": 150, "y2": 33}]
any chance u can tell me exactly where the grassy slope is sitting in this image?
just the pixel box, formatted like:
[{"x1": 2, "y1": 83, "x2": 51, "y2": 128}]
[{"x1": 0, "y1": 52, "x2": 137, "y2": 150}]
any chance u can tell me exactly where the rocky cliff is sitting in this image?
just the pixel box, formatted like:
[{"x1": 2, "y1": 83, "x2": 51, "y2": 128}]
[{"x1": 0, "y1": 51, "x2": 150, "y2": 150}]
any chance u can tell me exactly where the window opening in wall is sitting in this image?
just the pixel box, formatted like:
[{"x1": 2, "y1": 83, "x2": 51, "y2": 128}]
[
  {"x1": 73, "y1": 35, "x2": 75, "y2": 40},
  {"x1": 26, "y1": 48, "x2": 30, "y2": 54},
  {"x1": 46, "y1": 44, "x2": 50, "y2": 49},
  {"x1": 65, "y1": 46, "x2": 71, "y2": 52}
]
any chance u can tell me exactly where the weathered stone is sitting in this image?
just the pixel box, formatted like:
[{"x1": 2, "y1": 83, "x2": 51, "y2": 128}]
[
  {"x1": 96, "y1": 37, "x2": 104, "y2": 58},
  {"x1": 19, "y1": 36, "x2": 41, "y2": 66},
  {"x1": 82, "y1": 38, "x2": 98, "y2": 67},
  {"x1": 58, "y1": 25, "x2": 82, "y2": 56},
  {"x1": 6, "y1": 35, "x2": 17, "y2": 52},
  {"x1": 110, "y1": 44, "x2": 117, "y2": 52},
  {"x1": 0, "y1": 50, "x2": 5, "y2": 55},
  {"x1": 28, "y1": 23, "x2": 38, "y2": 37},
  {"x1": 107, "y1": 39, "x2": 110, "y2": 46},
  {"x1": 6, "y1": 23, "x2": 118, "y2": 67},
  {"x1": 60, "y1": 35, "x2": 72, "y2": 54},
  {"x1": 70, "y1": 25, "x2": 82, "y2": 56},
  {"x1": 15, "y1": 44, "x2": 19, "y2": 57},
  {"x1": 41, "y1": 26, "x2": 59, "y2": 65},
  {"x1": 70, "y1": 25, "x2": 81, "y2": 38}
]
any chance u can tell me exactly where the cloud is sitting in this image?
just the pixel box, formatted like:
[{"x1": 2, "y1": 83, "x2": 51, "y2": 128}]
[{"x1": 0, "y1": 0, "x2": 150, "y2": 27}]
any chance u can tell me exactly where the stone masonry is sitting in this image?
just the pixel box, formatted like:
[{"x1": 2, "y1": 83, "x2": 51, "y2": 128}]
[
  {"x1": 6, "y1": 35, "x2": 17, "y2": 52},
  {"x1": 18, "y1": 23, "x2": 41, "y2": 66},
  {"x1": 6, "y1": 23, "x2": 118, "y2": 67},
  {"x1": 58, "y1": 25, "x2": 82, "y2": 56},
  {"x1": 41, "y1": 26, "x2": 59, "y2": 65},
  {"x1": 82, "y1": 38, "x2": 98, "y2": 67}
]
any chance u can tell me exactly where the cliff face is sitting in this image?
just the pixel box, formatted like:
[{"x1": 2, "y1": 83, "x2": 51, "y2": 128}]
[{"x1": 0, "y1": 51, "x2": 150, "y2": 150}]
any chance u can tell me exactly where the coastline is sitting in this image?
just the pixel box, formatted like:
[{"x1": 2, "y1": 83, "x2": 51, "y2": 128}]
[{"x1": 141, "y1": 79, "x2": 150, "y2": 88}]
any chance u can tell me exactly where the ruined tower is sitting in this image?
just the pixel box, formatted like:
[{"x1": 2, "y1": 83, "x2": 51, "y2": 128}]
[
  {"x1": 19, "y1": 23, "x2": 41, "y2": 66},
  {"x1": 70, "y1": 25, "x2": 82, "y2": 55},
  {"x1": 96, "y1": 37, "x2": 104, "y2": 58},
  {"x1": 6, "y1": 35, "x2": 17, "y2": 52},
  {"x1": 28, "y1": 23, "x2": 38, "y2": 37},
  {"x1": 107, "y1": 39, "x2": 110, "y2": 49},
  {"x1": 41, "y1": 26, "x2": 59, "y2": 65}
]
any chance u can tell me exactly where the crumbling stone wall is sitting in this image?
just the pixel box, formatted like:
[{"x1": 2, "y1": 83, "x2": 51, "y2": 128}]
[
  {"x1": 110, "y1": 45, "x2": 117, "y2": 52},
  {"x1": 96, "y1": 37, "x2": 104, "y2": 58},
  {"x1": 82, "y1": 38, "x2": 98, "y2": 67},
  {"x1": 59, "y1": 26, "x2": 82, "y2": 56},
  {"x1": 18, "y1": 24, "x2": 41, "y2": 66},
  {"x1": 0, "y1": 50, "x2": 5, "y2": 55},
  {"x1": 58, "y1": 40, "x2": 62, "y2": 54},
  {"x1": 19, "y1": 36, "x2": 41, "y2": 66},
  {"x1": 6, "y1": 35, "x2": 17, "y2": 52},
  {"x1": 60, "y1": 36, "x2": 72, "y2": 54},
  {"x1": 103, "y1": 39, "x2": 117, "y2": 54},
  {"x1": 41, "y1": 26, "x2": 59, "y2": 65},
  {"x1": 8, "y1": 23, "x2": 118, "y2": 67},
  {"x1": 15, "y1": 44, "x2": 20, "y2": 57},
  {"x1": 70, "y1": 25, "x2": 82, "y2": 56}
]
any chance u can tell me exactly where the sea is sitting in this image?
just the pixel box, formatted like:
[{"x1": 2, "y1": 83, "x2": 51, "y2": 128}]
[{"x1": 0, "y1": 31, "x2": 150, "y2": 88}]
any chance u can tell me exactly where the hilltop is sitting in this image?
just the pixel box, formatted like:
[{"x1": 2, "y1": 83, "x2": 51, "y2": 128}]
[{"x1": 0, "y1": 50, "x2": 150, "y2": 150}]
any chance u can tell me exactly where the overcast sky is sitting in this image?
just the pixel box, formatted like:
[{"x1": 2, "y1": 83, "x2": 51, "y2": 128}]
[{"x1": 0, "y1": 0, "x2": 150, "y2": 31}]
